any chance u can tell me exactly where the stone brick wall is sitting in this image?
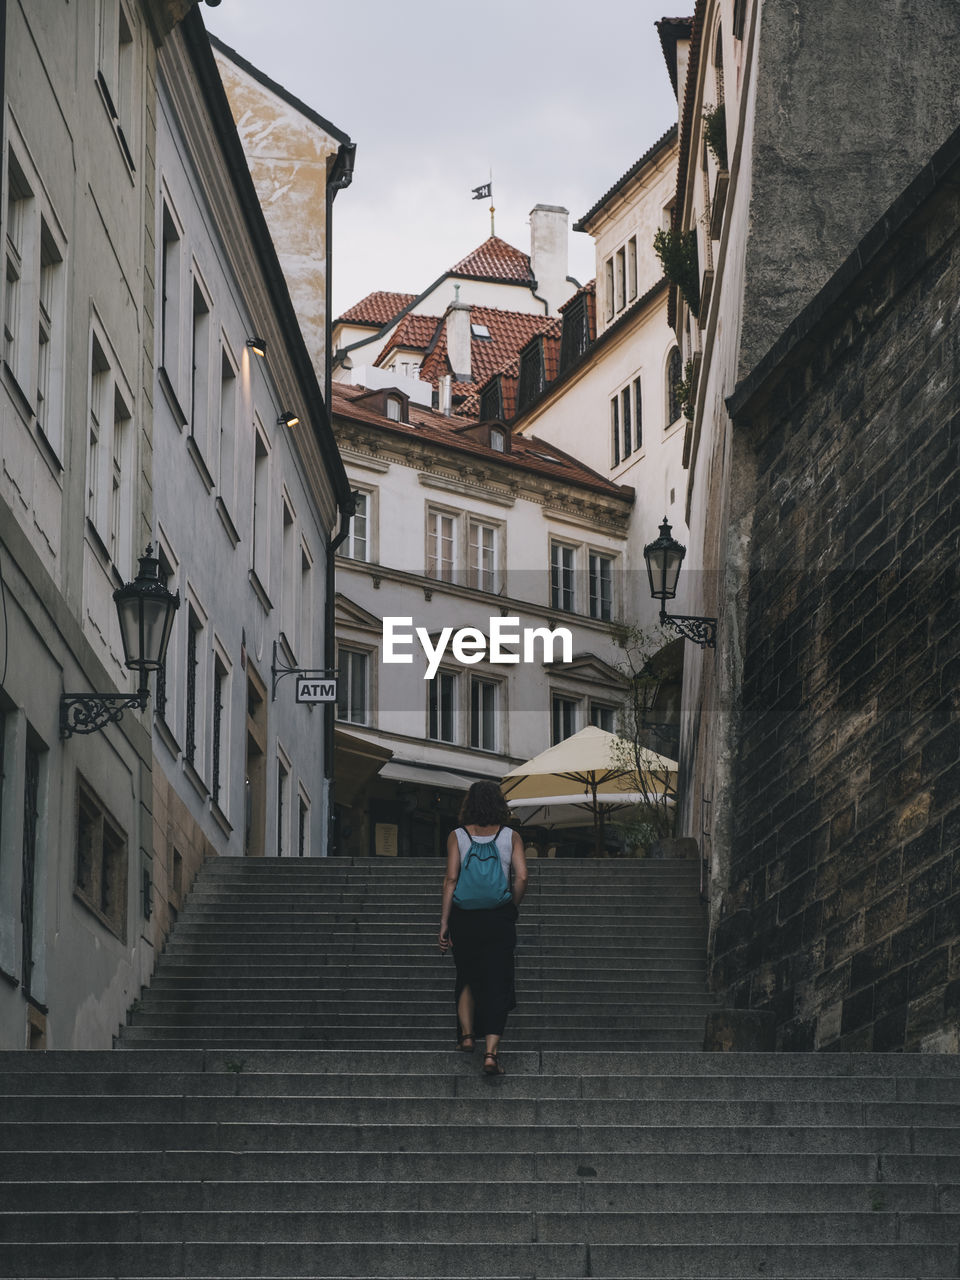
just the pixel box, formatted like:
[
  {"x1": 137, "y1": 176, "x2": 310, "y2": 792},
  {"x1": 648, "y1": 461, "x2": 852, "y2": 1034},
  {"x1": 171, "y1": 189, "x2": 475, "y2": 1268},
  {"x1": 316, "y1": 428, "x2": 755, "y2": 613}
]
[{"x1": 716, "y1": 134, "x2": 960, "y2": 1052}]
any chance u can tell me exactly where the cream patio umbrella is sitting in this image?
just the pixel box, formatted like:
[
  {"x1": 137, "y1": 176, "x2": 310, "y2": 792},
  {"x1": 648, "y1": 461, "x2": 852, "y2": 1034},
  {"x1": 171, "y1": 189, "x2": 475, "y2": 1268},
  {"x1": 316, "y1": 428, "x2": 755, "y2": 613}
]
[{"x1": 500, "y1": 725, "x2": 677, "y2": 857}]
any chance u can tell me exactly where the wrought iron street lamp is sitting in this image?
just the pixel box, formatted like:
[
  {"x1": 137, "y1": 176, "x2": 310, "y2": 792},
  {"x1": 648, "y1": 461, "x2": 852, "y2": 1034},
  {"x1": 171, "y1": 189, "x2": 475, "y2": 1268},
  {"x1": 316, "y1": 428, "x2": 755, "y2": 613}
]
[
  {"x1": 643, "y1": 518, "x2": 717, "y2": 649},
  {"x1": 60, "y1": 545, "x2": 180, "y2": 738}
]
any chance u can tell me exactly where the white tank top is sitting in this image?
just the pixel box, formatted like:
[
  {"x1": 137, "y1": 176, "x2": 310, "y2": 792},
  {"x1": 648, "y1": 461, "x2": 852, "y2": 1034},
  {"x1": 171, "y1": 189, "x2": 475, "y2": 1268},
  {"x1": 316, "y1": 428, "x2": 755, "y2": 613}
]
[{"x1": 455, "y1": 826, "x2": 513, "y2": 884}]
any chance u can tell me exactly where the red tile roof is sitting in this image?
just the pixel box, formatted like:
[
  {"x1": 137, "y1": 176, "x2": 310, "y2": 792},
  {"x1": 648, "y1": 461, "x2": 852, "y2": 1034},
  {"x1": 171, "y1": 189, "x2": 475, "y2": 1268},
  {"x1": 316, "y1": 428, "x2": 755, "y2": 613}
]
[
  {"x1": 331, "y1": 384, "x2": 632, "y2": 500},
  {"x1": 375, "y1": 313, "x2": 441, "y2": 360},
  {"x1": 337, "y1": 291, "x2": 417, "y2": 327},
  {"x1": 449, "y1": 236, "x2": 535, "y2": 285},
  {"x1": 417, "y1": 305, "x2": 556, "y2": 397}
]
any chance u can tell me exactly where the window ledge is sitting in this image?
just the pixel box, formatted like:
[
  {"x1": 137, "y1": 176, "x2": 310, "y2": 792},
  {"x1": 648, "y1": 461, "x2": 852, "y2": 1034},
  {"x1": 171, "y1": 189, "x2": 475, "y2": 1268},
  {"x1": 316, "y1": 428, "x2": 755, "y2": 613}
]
[
  {"x1": 186, "y1": 436, "x2": 214, "y2": 493},
  {"x1": 2, "y1": 360, "x2": 34, "y2": 423},
  {"x1": 33, "y1": 420, "x2": 64, "y2": 477},
  {"x1": 158, "y1": 366, "x2": 187, "y2": 429},
  {"x1": 154, "y1": 714, "x2": 180, "y2": 761},
  {"x1": 211, "y1": 801, "x2": 232, "y2": 839},
  {"x1": 0, "y1": 963, "x2": 19, "y2": 990},
  {"x1": 215, "y1": 497, "x2": 240, "y2": 548},
  {"x1": 183, "y1": 758, "x2": 209, "y2": 803},
  {"x1": 73, "y1": 887, "x2": 125, "y2": 944},
  {"x1": 85, "y1": 517, "x2": 113, "y2": 572},
  {"x1": 248, "y1": 569, "x2": 273, "y2": 613}
]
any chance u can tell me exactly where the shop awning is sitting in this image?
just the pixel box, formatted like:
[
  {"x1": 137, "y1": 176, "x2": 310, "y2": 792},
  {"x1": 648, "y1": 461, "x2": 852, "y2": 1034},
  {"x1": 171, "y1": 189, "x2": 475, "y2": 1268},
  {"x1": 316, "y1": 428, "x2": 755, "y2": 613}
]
[
  {"x1": 379, "y1": 760, "x2": 496, "y2": 794},
  {"x1": 334, "y1": 728, "x2": 393, "y2": 806}
]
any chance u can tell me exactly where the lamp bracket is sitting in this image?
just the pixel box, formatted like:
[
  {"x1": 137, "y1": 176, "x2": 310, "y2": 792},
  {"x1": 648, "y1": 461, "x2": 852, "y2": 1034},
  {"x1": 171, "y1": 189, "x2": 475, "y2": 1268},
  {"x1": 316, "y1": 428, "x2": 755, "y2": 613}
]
[
  {"x1": 60, "y1": 689, "x2": 148, "y2": 739},
  {"x1": 660, "y1": 609, "x2": 718, "y2": 649},
  {"x1": 271, "y1": 639, "x2": 337, "y2": 701}
]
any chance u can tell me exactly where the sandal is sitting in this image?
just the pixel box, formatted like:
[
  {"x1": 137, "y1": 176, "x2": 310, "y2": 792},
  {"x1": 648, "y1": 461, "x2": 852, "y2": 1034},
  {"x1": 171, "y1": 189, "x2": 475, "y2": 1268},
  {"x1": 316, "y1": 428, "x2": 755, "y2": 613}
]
[
  {"x1": 482, "y1": 1050, "x2": 504, "y2": 1076},
  {"x1": 456, "y1": 1031, "x2": 476, "y2": 1052}
]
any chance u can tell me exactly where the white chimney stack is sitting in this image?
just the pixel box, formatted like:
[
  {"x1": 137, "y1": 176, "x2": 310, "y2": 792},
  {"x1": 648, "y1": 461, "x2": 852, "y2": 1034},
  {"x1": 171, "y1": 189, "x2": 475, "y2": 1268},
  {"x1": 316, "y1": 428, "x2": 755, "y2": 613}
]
[
  {"x1": 529, "y1": 204, "x2": 570, "y2": 315},
  {"x1": 446, "y1": 290, "x2": 472, "y2": 383},
  {"x1": 439, "y1": 374, "x2": 452, "y2": 417}
]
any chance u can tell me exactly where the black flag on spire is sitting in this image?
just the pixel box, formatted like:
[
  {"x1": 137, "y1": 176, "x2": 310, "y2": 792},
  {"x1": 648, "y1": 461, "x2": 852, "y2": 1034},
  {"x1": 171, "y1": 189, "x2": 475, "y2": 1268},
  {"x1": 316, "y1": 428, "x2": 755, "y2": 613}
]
[{"x1": 471, "y1": 182, "x2": 492, "y2": 200}]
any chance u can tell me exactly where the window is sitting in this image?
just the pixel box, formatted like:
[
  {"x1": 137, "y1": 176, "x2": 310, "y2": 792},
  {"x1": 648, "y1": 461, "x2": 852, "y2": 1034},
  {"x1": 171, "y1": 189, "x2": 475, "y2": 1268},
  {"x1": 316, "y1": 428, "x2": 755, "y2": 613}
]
[
  {"x1": 552, "y1": 695, "x2": 578, "y2": 745},
  {"x1": 21, "y1": 741, "x2": 42, "y2": 997},
  {"x1": 479, "y1": 379, "x2": 503, "y2": 421},
  {"x1": 560, "y1": 291, "x2": 591, "y2": 370},
  {"x1": 75, "y1": 777, "x2": 127, "y2": 940},
  {"x1": 96, "y1": 0, "x2": 137, "y2": 169},
  {"x1": 341, "y1": 490, "x2": 369, "y2": 561},
  {"x1": 626, "y1": 237, "x2": 638, "y2": 303},
  {"x1": 590, "y1": 703, "x2": 616, "y2": 732},
  {"x1": 517, "y1": 339, "x2": 545, "y2": 410},
  {"x1": 160, "y1": 200, "x2": 181, "y2": 379},
  {"x1": 468, "y1": 520, "x2": 498, "y2": 592},
  {"x1": 190, "y1": 275, "x2": 210, "y2": 453},
  {"x1": 110, "y1": 386, "x2": 130, "y2": 567},
  {"x1": 604, "y1": 257, "x2": 614, "y2": 321},
  {"x1": 429, "y1": 671, "x2": 457, "y2": 743},
  {"x1": 299, "y1": 543, "x2": 313, "y2": 665},
  {"x1": 218, "y1": 344, "x2": 237, "y2": 503},
  {"x1": 615, "y1": 247, "x2": 626, "y2": 312},
  {"x1": 621, "y1": 387, "x2": 632, "y2": 458},
  {"x1": 155, "y1": 548, "x2": 174, "y2": 725},
  {"x1": 611, "y1": 396, "x2": 620, "y2": 467},
  {"x1": 36, "y1": 220, "x2": 64, "y2": 449},
  {"x1": 212, "y1": 655, "x2": 227, "y2": 810},
  {"x1": 490, "y1": 428, "x2": 505, "y2": 452},
  {"x1": 277, "y1": 758, "x2": 288, "y2": 857},
  {"x1": 86, "y1": 327, "x2": 133, "y2": 572},
  {"x1": 634, "y1": 377, "x2": 643, "y2": 452},
  {"x1": 667, "y1": 347, "x2": 683, "y2": 425},
  {"x1": 471, "y1": 323, "x2": 491, "y2": 339},
  {"x1": 470, "y1": 677, "x2": 498, "y2": 751},
  {"x1": 298, "y1": 793, "x2": 309, "y2": 858},
  {"x1": 252, "y1": 422, "x2": 270, "y2": 588},
  {"x1": 4, "y1": 145, "x2": 67, "y2": 454},
  {"x1": 386, "y1": 395, "x2": 402, "y2": 422},
  {"x1": 185, "y1": 607, "x2": 201, "y2": 771},
  {"x1": 732, "y1": 0, "x2": 746, "y2": 39},
  {"x1": 427, "y1": 508, "x2": 456, "y2": 582},
  {"x1": 551, "y1": 541, "x2": 575, "y2": 611},
  {"x1": 589, "y1": 552, "x2": 614, "y2": 622},
  {"x1": 281, "y1": 497, "x2": 296, "y2": 649},
  {"x1": 337, "y1": 648, "x2": 369, "y2": 725}
]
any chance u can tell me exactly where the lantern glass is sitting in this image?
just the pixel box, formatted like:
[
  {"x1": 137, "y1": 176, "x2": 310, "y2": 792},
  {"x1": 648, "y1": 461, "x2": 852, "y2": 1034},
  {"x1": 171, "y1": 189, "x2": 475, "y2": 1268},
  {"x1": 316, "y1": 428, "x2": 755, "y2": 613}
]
[
  {"x1": 113, "y1": 547, "x2": 180, "y2": 672},
  {"x1": 643, "y1": 519, "x2": 687, "y2": 601}
]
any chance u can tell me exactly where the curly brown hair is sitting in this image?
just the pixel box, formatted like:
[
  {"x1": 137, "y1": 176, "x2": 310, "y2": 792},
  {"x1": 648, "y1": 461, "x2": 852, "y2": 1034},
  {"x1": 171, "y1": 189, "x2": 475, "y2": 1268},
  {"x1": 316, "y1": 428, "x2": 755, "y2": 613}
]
[{"x1": 458, "y1": 780, "x2": 512, "y2": 828}]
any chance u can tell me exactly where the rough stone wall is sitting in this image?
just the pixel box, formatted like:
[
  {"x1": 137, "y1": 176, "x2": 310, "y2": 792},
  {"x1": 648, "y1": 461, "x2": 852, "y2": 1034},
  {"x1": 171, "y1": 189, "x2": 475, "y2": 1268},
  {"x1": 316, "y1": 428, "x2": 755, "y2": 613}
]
[
  {"x1": 741, "y1": 0, "x2": 960, "y2": 380},
  {"x1": 715, "y1": 148, "x2": 960, "y2": 1052}
]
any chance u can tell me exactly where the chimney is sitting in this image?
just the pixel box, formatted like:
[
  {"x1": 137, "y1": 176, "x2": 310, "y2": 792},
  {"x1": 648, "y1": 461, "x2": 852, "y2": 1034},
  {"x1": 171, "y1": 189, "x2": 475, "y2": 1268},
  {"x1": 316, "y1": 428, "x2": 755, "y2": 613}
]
[
  {"x1": 445, "y1": 290, "x2": 472, "y2": 382},
  {"x1": 439, "y1": 374, "x2": 452, "y2": 417},
  {"x1": 529, "y1": 204, "x2": 569, "y2": 315}
]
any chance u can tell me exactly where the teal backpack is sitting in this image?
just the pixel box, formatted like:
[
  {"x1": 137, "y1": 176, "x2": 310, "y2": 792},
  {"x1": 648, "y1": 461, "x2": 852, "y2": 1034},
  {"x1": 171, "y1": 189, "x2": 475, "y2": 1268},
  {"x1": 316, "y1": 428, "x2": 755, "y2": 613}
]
[{"x1": 452, "y1": 828, "x2": 512, "y2": 910}]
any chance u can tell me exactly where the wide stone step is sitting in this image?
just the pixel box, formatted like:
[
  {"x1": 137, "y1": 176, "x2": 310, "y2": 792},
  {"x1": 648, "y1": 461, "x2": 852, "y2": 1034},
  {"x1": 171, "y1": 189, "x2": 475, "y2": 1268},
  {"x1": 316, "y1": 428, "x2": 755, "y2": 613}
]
[
  {"x1": 6, "y1": 1093, "x2": 959, "y2": 1128},
  {"x1": 6, "y1": 1069, "x2": 960, "y2": 1101},
  {"x1": 0, "y1": 1239, "x2": 957, "y2": 1278},
  {"x1": 0, "y1": 1177, "x2": 946, "y2": 1213},
  {"x1": 4, "y1": 1147, "x2": 959, "y2": 1186},
  {"x1": 3, "y1": 1119, "x2": 954, "y2": 1154}
]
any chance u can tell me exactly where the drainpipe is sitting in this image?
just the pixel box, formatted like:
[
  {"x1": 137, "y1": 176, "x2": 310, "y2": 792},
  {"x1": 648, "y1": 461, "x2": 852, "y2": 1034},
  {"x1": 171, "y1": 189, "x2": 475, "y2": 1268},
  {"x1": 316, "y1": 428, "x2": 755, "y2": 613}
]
[{"x1": 323, "y1": 139, "x2": 356, "y2": 856}]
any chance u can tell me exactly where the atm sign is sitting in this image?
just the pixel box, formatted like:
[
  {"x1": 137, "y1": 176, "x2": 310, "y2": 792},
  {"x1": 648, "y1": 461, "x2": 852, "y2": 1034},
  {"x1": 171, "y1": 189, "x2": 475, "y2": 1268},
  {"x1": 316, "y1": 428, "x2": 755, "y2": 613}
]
[{"x1": 296, "y1": 678, "x2": 338, "y2": 703}]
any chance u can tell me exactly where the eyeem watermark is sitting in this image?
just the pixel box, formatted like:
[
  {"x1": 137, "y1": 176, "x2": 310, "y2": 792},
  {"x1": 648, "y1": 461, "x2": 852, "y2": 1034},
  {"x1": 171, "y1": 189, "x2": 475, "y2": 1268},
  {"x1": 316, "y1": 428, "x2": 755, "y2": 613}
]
[{"x1": 383, "y1": 616, "x2": 573, "y2": 679}]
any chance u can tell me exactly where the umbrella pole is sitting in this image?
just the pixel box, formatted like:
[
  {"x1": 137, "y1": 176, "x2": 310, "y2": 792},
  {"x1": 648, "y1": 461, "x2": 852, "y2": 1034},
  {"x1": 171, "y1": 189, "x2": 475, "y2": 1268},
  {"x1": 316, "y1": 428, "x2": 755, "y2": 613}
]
[{"x1": 592, "y1": 779, "x2": 603, "y2": 858}]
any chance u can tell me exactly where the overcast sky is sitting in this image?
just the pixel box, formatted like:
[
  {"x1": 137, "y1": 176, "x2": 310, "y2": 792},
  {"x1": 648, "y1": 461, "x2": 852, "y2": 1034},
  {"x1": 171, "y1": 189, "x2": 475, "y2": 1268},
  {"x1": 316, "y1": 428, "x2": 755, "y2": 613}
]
[{"x1": 204, "y1": 1, "x2": 680, "y2": 317}]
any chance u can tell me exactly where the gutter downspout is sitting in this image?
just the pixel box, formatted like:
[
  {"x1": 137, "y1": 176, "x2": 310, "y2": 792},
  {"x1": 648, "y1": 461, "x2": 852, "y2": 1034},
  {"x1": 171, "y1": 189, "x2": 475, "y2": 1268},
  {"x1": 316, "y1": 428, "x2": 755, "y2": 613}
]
[{"x1": 324, "y1": 139, "x2": 356, "y2": 856}]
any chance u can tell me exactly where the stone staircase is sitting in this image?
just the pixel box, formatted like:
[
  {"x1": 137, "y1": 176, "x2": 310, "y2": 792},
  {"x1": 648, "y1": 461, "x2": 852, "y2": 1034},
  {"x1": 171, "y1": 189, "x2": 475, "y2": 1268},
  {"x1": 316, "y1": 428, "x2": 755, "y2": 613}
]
[
  {"x1": 119, "y1": 855, "x2": 714, "y2": 1051},
  {"x1": 1, "y1": 854, "x2": 959, "y2": 1278}
]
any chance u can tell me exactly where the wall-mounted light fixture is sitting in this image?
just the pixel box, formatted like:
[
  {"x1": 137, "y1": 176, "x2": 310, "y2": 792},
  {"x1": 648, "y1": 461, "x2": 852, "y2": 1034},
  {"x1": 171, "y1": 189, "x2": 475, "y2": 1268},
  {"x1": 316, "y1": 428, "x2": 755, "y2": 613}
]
[
  {"x1": 278, "y1": 411, "x2": 300, "y2": 428},
  {"x1": 643, "y1": 518, "x2": 717, "y2": 649},
  {"x1": 60, "y1": 545, "x2": 180, "y2": 737},
  {"x1": 246, "y1": 336, "x2": 267, "y2": 358}
]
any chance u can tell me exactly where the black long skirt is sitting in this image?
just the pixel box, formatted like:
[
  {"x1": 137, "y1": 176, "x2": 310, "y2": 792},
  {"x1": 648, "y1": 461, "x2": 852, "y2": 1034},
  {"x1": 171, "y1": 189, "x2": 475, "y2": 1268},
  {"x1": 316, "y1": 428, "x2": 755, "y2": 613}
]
[{"x1": 448, "y1": 901, "x2": 518, "y2": 1037}]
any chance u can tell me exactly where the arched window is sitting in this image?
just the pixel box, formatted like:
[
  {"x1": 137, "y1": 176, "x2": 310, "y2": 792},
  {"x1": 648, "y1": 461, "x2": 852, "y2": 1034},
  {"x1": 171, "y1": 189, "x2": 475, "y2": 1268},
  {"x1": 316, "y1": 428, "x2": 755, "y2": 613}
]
[{"x1": 667, "y1": 347, "x2": 683, "y2": 425}]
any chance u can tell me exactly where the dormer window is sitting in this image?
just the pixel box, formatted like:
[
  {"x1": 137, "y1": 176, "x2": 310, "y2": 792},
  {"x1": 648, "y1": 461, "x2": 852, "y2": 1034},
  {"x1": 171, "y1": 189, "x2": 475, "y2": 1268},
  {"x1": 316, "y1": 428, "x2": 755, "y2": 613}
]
[
  {"x1": 471, "y1": 323, "x2": 491, "y2": 339},
  {"x1": 386, "y1": 394, "x2": 403, "y2": 422},
  {"x1": 490, "y1": 428, "x2": 505, "y2": 452}
]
